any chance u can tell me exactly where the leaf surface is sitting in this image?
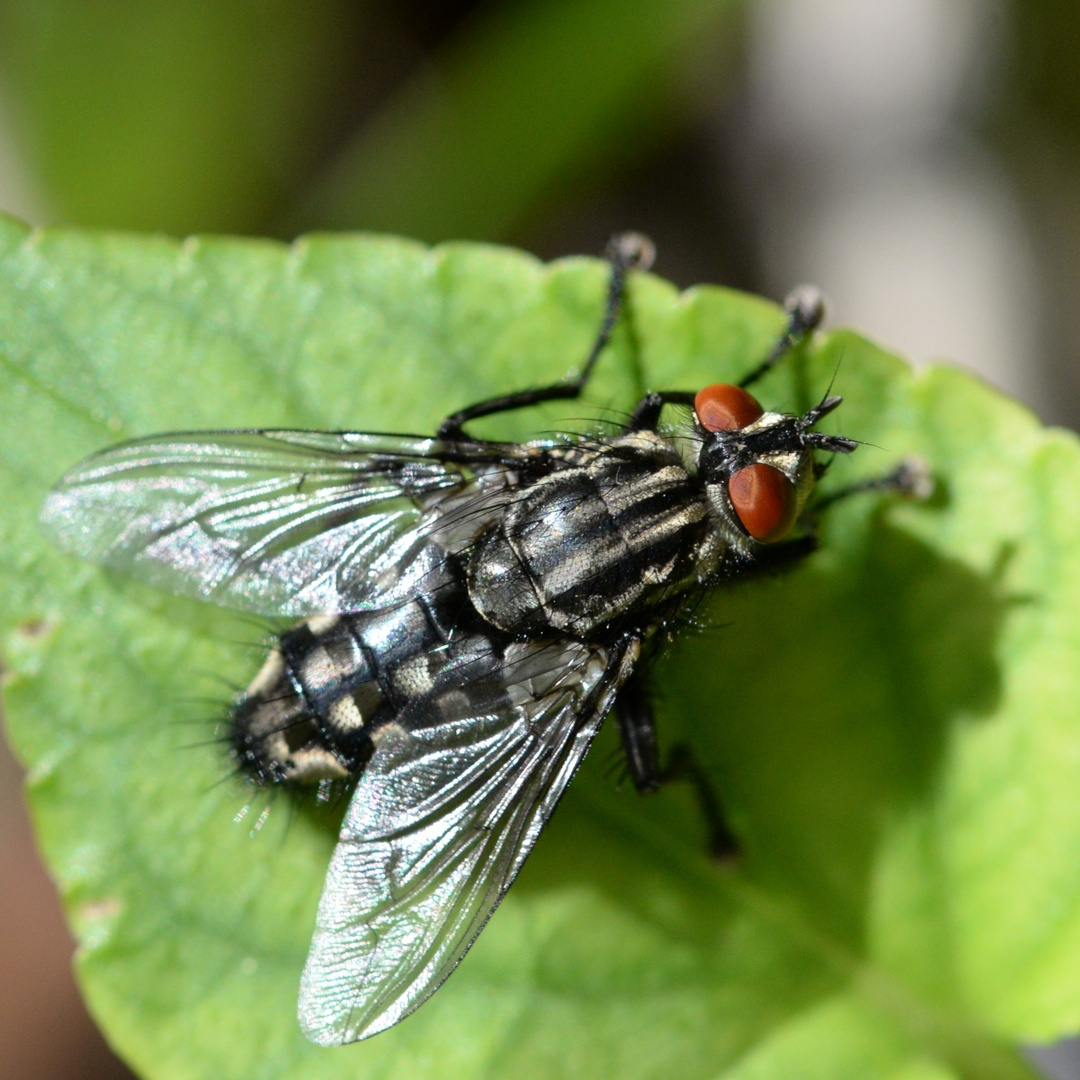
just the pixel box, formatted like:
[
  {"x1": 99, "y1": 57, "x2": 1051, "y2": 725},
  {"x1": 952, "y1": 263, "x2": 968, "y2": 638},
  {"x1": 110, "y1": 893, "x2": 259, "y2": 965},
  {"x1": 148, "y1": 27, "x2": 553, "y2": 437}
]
[{"x1": 0, "y1": 215, "x2": 1072, "y2": 1079}]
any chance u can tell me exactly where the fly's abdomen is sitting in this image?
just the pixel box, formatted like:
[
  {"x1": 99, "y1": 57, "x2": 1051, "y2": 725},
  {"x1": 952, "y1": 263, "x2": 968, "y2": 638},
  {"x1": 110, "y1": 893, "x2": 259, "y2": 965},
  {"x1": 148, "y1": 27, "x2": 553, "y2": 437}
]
[
  {"x1": 230, "y1": 589, "x2": 458, "y2": 786},
  {"x1": 467, "y1": 449, "x2": 709, "y2": 637}
]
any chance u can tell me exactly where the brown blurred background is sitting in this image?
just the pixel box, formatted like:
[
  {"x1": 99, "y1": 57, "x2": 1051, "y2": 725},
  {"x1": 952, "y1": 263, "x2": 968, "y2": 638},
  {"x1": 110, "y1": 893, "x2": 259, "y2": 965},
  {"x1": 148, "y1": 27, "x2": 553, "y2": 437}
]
[{"x1": 1, "y1": 1, "x2": 1079, "y2": 1077}]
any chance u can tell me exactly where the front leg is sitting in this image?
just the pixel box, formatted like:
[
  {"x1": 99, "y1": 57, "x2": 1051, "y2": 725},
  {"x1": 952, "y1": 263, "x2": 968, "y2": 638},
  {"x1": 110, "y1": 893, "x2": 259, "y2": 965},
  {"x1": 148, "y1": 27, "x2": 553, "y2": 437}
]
[{"x1": 813, "y1": 457, "x2": 933, "y2": 512}]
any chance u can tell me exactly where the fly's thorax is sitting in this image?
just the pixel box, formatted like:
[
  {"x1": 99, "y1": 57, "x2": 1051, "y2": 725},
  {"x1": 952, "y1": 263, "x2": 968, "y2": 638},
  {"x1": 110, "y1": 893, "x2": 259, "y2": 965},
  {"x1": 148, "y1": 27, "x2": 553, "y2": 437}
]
[
  {"x1": 466, "y1": 431, "x2": 715, "y2": 638},
  {"x1": 422, "y1": 467, "x2": 520, "y2": 554}
]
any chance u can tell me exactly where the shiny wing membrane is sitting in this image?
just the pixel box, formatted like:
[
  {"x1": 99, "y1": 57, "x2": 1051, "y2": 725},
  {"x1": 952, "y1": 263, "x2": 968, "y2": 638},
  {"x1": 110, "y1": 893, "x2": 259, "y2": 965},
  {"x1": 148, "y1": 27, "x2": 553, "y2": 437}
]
[
  {"x1": 40, "y1": 429, "x2": 521, "y2": 616},
  {"x1": 299, "y1": 636, "x2": 636, "y2": 1044}
]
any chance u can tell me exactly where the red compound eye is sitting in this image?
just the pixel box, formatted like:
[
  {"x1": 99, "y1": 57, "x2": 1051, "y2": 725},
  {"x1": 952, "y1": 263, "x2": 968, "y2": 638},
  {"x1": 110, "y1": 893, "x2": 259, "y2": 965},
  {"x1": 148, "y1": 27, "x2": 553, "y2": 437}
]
[
  {"x1": 728, "y1": 463, "x2": 798, "y2": 543},
  {"x1": 694, "y1": 383, "x2": 764, "y2": 432}
]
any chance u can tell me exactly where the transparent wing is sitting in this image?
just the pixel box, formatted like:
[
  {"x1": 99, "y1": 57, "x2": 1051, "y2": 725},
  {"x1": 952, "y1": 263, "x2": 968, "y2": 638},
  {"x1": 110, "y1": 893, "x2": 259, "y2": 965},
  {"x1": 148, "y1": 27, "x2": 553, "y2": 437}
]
[
  {"x1": 298, "y1": 636, "x2": 635, "y2": 1044},
  {"x1": 40, "y1": 429, "x2": 519, "y2": 616}
]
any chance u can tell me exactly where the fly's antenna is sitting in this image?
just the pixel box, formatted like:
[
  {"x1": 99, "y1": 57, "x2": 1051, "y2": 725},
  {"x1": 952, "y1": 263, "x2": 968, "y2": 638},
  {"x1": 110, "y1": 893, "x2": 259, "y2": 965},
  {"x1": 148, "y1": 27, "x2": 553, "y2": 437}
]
[
  {"x1": 805, "y1": 429, "x2": 859, "y2": 455},
  {"x1": 819, "y1": 344, "x2": 845, "y2": 405},
  {"x1": 799, "y1": 394, "x2": 858, "y2": 454},
  {"x1": 797, "y1": 346, "x2": 859, "y2": 454},
  {"x1": 739, "y1": 284, "x2": 825, "y2": 390},
  {"x1": 800, "y1": 393, "x2": 842, "y2": 427}
]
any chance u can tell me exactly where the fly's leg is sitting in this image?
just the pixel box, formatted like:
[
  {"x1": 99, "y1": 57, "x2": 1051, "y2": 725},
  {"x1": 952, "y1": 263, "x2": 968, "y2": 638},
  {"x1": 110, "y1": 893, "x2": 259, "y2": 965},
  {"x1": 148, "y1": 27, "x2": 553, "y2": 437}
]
[
  {"x1": 661, "y1": 744, "x2": 740, "y2": 861},
  {"x1": 738, "y1": 284, "x2": 825, "y2": 390},
  {"x1": 814, "y1": 456, "x2": 934, "y2": 513},
  {"x1": 715, "y1": 460, "x2": 931, "y2": 579},
  {"x1": 614, "y1": 669, "x2": 661, "y2": 793},
  {"x1": 715, "y1": 535, "x2": 818, "y2": 583},
  {"x1": 437, "y1": 233, "x2": 655, "y2": 440},
  {"x1": 615, "y1": 670, "x2": 739, "y2": 861},
  {"x1": 624, "y1": 390, "x2": 696, "y2": 432},
  {"x1": 624, "y1": 284, "x2": 825, "y2": 432}
]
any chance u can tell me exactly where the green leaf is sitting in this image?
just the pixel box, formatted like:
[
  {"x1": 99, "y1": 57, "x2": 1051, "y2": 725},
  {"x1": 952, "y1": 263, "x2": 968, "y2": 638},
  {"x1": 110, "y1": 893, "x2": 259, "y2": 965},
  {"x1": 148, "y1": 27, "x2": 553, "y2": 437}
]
[{"x1": 0, "y1": 214, "x2": 1072, "y2": 1080}]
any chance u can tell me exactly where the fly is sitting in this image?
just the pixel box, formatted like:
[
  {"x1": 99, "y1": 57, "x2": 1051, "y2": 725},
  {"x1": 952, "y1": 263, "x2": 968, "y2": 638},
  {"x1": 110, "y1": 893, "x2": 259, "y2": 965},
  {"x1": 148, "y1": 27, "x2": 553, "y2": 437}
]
[{"x1": 39, "y1": 235, "x2": 926, "y2": 1044}]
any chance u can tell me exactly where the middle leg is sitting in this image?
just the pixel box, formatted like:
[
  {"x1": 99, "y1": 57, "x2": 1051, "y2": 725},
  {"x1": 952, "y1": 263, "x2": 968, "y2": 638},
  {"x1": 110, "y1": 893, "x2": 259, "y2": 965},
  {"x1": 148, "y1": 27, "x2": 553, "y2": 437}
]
[
  {"x1": 624, "y1": 284, "x2": 827, "y2": 433},
  {"x1": 615, "y1": 669, "x2": 739, "y2": 860},
  {"x1": 438, "y1": 233, "x2": 655, "y2": 440}
]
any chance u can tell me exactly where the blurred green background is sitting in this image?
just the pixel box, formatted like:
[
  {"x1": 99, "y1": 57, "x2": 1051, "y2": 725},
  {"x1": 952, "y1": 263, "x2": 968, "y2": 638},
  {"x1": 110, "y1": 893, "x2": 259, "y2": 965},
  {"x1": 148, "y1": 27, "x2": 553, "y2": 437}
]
[{"x1": 3, "y1": 1, "x2": 1080, "y2": 1078}]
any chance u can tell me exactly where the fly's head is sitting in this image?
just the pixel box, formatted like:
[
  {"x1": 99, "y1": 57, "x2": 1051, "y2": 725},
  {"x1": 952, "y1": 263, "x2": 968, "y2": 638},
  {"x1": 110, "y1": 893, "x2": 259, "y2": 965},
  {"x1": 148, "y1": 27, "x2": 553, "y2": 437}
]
[{"x1": 694, "y1": 383, "x2": 857, "y2": 543}]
